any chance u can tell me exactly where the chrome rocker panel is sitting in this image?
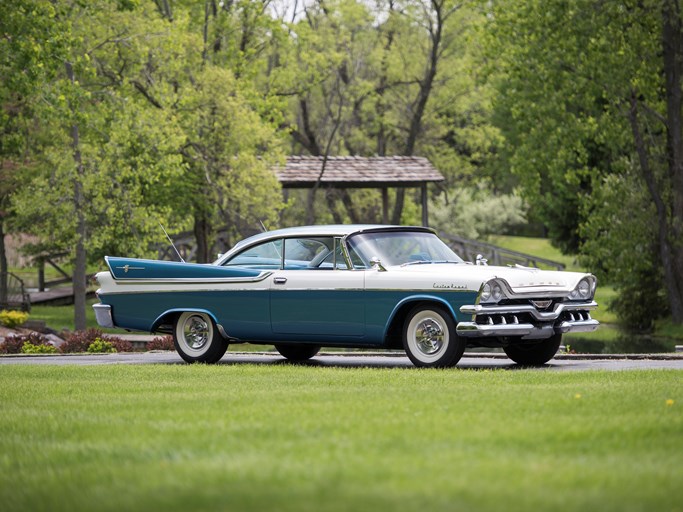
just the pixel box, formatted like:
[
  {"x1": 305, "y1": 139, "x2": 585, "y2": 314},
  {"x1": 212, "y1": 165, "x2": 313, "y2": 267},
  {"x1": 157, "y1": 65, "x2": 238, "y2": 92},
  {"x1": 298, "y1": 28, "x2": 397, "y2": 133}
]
[{"x1": 456, "y1": 301, "x2": 599, "y2": 339}]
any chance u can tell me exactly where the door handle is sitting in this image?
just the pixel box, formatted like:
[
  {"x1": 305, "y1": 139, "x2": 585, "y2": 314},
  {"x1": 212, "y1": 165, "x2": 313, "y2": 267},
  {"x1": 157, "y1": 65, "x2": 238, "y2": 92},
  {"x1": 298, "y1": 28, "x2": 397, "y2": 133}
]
[{"x1": 273, "y1": 277, "x2": 287, "y2": 285}]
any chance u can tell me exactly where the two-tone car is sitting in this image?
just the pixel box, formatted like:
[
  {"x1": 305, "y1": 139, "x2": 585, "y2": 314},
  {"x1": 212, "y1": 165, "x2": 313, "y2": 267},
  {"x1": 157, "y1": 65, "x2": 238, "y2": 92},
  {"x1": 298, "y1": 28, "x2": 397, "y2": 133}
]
[{"x1": 93, "y1": 225, "x2": 599, "y2": 367}]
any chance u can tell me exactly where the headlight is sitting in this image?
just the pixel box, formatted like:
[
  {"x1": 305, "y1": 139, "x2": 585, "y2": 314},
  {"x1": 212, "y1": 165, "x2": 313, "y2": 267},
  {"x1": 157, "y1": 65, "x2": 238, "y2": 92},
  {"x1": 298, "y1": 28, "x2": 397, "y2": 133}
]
[
  {"x1": 568, "y1": 277, "x2": 595, "y2": 301},
  {"x1": 480, "y1": 280, "x2": 505, "y2": 304}
]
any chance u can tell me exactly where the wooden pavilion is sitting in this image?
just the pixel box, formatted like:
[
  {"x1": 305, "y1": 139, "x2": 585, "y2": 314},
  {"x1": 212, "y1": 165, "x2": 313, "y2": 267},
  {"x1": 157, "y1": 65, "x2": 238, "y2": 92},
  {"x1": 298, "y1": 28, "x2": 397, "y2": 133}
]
[{"x1": 274, "y1": 156, "x2": 445, "y2": 226}]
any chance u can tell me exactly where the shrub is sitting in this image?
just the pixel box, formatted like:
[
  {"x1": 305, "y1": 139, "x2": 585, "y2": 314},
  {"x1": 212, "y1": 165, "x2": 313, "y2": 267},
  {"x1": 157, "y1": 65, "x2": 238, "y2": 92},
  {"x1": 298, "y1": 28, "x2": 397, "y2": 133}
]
[
  {"x1": 1, "y1": 333, "x2": 54, "y2": 355},
  {"x1": 431, "y1": 186, "x2": 528, "y2": 241},
  {"x1": 60, "y1": 328, "x2": 104, "y2": 353},
  {"x1": 87, "y1": 338, "x2": 116, "y2": 353},
  {"x1": 147, "y1": 335, "x2": 174, "y2": 351},
  {"x1": 21, "y1": 342, "x2": 57, "y2": 354},
  {"x1": 0, "y1": 310, "x2": 29, "y2": 329},
  {"x1": 0, "y1": 335, "x2": 28, "y2": 354},
  {"x1": 106, "y1": 336, "x2": 134, "y2": 353}
]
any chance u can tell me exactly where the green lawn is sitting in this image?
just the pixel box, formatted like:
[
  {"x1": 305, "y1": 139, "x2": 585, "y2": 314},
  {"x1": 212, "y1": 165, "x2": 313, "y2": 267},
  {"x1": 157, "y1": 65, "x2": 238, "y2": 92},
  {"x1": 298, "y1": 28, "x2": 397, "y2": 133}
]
[{"x1": 0, "y1": 365, "x2": 681, "y2": 512}]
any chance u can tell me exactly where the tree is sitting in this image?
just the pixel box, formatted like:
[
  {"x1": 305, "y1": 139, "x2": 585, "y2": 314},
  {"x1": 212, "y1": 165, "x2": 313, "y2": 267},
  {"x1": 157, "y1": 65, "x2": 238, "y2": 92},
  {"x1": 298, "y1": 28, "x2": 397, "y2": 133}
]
[
  {"x1": 487, "y1": 0, "x2": 683, "y2": 325},
  {"x1": 10, "y1": 1, "x2": 187, "y2": 328},
  {"x1": 0, "y1": 0, "x2": 70, "y2": 304},
  {"x1": 280, "y1": 0, "x2": 490, "y2": 225}
]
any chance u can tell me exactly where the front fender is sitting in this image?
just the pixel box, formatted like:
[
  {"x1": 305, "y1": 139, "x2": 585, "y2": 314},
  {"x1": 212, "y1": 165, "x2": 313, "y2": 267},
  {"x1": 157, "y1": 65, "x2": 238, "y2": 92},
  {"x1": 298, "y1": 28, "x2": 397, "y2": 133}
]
[{"x1": 382, "y1": 295, "x2": 458, "y2": 340}]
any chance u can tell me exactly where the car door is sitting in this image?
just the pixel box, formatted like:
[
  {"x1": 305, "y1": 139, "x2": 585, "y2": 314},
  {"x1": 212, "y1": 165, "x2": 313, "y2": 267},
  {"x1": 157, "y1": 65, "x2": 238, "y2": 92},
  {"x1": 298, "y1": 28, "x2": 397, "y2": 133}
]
[{"x1": 270, "y1": 237, "x2": 366, "y2": 337}]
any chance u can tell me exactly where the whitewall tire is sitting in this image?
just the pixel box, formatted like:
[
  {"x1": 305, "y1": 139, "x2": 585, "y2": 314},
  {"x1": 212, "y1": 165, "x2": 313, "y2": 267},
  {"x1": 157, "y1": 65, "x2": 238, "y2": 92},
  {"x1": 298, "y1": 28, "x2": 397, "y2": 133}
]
[
  {"x1": 403, "y1": 305, "x2": 465, "y2": 368},
  {"x1": 173, "y1": 312, "x2": 228, "y2": 363}
]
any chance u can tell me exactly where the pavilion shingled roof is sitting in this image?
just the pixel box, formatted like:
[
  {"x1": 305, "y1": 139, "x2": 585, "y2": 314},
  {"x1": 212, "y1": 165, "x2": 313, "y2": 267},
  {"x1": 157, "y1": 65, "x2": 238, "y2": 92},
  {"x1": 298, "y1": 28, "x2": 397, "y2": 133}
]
[{"x1": 275, "y1": 156, "x2": 444, "y2": 188}]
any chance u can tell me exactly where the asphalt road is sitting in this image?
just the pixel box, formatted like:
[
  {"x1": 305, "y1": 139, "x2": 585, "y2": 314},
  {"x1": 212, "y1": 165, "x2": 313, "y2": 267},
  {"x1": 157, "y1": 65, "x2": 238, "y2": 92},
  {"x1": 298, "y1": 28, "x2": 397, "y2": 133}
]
[{"x1": 1, "y1": 351, "x2": 682, "y2": 371}]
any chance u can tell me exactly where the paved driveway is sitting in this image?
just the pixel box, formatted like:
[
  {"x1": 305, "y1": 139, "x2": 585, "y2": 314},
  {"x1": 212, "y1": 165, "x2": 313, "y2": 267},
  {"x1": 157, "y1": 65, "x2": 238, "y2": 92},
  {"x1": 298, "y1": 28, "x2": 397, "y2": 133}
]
[{"x1": 1, "y1": 351, "x2": 682, "y2": 371}]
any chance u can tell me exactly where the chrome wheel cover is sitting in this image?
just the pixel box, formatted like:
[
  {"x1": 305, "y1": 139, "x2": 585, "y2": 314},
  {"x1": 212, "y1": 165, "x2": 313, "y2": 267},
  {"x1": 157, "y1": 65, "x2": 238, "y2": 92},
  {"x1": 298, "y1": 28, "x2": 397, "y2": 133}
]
[
  {"x1": 176, "y1": 312, "x2": 213, "y2": 355},
  {"x1": 415, "y1": 317, "x2": 445, "y2": 355},
  {"x1": 406, "y1": 310, "x2": 450, "y2": 363}
]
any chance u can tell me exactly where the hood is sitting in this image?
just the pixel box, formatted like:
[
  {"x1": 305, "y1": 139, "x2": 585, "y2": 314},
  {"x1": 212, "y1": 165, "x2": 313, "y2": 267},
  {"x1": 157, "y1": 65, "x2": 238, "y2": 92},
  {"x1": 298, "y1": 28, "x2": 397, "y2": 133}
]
[{"x1": 395, "y1": 262, "x2": 591, "y2": 296}]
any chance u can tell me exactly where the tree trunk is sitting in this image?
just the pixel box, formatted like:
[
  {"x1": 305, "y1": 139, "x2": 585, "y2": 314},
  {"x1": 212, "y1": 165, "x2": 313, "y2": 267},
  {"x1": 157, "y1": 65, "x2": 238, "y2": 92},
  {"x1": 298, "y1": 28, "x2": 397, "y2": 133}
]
[
  {"x1": 66, "y1": 61, "x2": 88, "y2": 331},
  {"x1": 0, "y1": 217, "x2": 7, "y2": 305},
  {"x1": 662, "y1": 0, "x2": 683, "y2": 323},
  {"x1": 629, "y1": 94, "x2": 683, "y2": 324},
  {"x1": 393, "y1": 0, "x2": 445, "y2": 225},
  {"x1": 194, "y1": 213, "x2": 212, "y2": 263}
]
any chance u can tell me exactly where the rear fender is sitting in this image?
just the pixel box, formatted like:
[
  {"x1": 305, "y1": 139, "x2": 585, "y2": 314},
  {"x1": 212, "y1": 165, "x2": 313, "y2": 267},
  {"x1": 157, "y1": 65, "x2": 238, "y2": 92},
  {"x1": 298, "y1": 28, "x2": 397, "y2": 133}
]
[{"x1": 151, "y1": 309, "x2": 230, "y2": 339}]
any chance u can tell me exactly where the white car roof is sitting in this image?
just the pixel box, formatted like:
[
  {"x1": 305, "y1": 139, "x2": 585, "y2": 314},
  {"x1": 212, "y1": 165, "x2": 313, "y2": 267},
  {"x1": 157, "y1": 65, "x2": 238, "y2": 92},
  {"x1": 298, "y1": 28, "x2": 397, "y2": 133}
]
[{"x1": 214, "y1": 224, "x2": 434, "y2": 264}]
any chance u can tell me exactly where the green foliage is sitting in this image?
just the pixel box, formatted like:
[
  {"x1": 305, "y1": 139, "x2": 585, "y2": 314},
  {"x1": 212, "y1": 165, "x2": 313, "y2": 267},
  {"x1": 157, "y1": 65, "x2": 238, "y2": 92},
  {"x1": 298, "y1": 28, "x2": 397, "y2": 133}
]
[
  {"x1": 580, "y1": 173, "x2": 669, "y2": 330},
  {"x1": 484, "y1": 0, "x2": 683, "y2": 326},
  {"x1": 86, "y1": 338, "x2": 116, "y2": 353},
  {"x1": 430, "y1": 186, "x2": 528, "y2": 240},
  {"x1": 0, "y1": 310, "x2": 29, "y2": 329},
  {"x1": 20, "y1": 341, "x2": 57, "y2": 354}
]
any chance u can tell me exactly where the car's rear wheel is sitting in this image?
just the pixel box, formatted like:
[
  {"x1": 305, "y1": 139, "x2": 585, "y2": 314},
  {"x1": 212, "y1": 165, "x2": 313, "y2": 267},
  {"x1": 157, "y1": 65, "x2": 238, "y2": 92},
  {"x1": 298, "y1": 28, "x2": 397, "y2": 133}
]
[
  {"x1": 275, "y1": 344, "x2": 321, "y2": 361},
  {"x1": 503, "y1": 333, "x2": 562, "y2": 365},
  {"x1": 403, "y1": 305, "x2": 465, "y2": 368},
  {"x1": 174, "y1": 312, "x2": 228, "y2": 363}
]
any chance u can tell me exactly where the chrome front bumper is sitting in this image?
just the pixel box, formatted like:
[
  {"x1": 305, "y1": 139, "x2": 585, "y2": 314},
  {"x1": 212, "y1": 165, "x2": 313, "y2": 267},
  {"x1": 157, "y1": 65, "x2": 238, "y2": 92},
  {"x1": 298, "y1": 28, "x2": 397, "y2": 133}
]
[
  {"x1": 456, "y1": 301, "x2": 599, "y2": 339},
  {"x1": 93, "y1": 303, "x2": 115, "y2": 329}
]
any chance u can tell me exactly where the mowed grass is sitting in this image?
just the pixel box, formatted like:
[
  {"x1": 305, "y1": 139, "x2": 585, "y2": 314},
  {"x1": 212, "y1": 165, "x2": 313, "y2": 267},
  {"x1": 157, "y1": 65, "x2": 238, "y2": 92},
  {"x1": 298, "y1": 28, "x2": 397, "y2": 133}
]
[{"x1": 0, "y1": 365, "x2": 681, "y2": 512}]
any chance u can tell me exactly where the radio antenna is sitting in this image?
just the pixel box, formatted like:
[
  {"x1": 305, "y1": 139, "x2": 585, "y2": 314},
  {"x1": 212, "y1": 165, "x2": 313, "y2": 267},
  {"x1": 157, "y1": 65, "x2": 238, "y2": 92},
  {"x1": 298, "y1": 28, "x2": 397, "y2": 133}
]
[
  {"x1": 259, "y1": 220, "x2": 267, "y2": 233},
  {"x1": 159, "y1": 222, "x2": 185, "y2": 263}
]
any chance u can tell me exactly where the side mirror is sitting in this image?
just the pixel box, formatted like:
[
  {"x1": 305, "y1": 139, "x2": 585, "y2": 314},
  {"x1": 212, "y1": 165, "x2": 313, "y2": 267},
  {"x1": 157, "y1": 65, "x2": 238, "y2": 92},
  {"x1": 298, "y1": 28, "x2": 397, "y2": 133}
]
[{"x1": 476, "y1": 254, "x2": 488, "y2": 266}]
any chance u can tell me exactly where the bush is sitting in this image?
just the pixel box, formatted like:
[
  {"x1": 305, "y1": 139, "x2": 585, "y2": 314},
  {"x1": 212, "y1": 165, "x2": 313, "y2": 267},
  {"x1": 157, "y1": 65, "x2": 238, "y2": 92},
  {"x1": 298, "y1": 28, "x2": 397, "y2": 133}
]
[
  {"x1": 21, "y1": 342, "x2": 57, "y2": 354},
  {"x1": 1, "y1": 333, "x2": 53, "y2": 355},
  {"x1": 60, "y1": 328, "x2": 104, "y2": 353},
  {"x1": 0, "y1": 335, "x2": 28, "y2": 354},
  {"x1": 147, "y1": 335, "x2": 174, "y2": 351},
  {"x1": 431, "y1": 186, "x2": 528, "y2": 240},
  {"x1": 106, "y1": 336, "x2": 134, "y2": 353},
  {"x1": 87, "y1": 338, "x2": 116, "y2": 353},
  {"x1": 0, "y1": 310, "x2": 29, "y2": 329}
]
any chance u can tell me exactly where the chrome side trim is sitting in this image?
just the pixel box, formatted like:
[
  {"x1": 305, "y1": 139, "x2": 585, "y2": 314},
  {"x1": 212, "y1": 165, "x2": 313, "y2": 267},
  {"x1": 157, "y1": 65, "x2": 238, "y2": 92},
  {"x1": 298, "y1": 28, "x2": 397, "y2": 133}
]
[
  {"x1": 93, "y1": 304, "x2": 114, "y2": 328},
  {"x1": 459, "y1": 301, "x2": 598, "y2": 322},
  {"x1": 110, "y1": 272, "x2": 272, "y2": 284}
]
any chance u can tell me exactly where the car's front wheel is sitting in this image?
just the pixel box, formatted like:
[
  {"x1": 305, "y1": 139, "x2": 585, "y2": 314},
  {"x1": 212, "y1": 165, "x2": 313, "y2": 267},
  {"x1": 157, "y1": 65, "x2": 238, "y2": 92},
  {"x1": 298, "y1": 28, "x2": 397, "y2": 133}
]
[
  {"x1": 403, "y1": 305, "x2": 465, "y2": 368},
  {"x1": 174, "y1": 312, "x2": 228, "y2": 363},
  {"x1": 275, "y1": 344, "x2": 321, "y2": 361},
  {"x1": 503, "y1": 333, "x2": 562, "y2": 365}
]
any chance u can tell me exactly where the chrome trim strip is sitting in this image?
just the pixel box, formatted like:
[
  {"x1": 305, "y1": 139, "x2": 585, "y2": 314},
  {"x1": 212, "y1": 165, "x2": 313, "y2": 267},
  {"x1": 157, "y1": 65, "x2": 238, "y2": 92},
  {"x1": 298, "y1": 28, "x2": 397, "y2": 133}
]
[
  {"x1": 110, "y1": 272, "x2": 272, "y2": 284},
  {"x1": 459, "y1": 301, "x2": 598, "y2": 321},
  {"x1": 93, "y1": 304, "x2": 114, "y2": 329}
]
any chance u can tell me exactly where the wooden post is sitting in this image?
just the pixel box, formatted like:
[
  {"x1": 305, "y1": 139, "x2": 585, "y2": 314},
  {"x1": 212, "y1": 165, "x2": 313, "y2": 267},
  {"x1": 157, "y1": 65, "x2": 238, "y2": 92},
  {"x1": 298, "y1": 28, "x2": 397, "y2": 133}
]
[
  {"x1": 382, "y1": 188, "x2": 389, "y2": 224},
  {"x1": 421, "y1": 183, "x2": 429, "y2": 227},
  {"x1": 38, "y1": 258, "x2": 45, "y2": 292}
]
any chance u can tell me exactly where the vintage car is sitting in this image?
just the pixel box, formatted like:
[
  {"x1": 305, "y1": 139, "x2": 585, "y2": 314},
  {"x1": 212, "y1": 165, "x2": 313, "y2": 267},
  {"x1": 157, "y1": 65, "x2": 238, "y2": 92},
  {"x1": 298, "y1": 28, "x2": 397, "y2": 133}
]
[{"x1": 93, "y1": 225, "x2": 599, "y2": 367}]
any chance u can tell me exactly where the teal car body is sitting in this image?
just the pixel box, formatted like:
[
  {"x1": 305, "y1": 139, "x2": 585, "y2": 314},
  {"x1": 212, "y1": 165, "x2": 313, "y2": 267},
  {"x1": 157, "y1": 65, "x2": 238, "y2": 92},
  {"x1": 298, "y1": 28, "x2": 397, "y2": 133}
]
[{"x1": 94, "y1": 225, "x2": 599, "y2": 367}]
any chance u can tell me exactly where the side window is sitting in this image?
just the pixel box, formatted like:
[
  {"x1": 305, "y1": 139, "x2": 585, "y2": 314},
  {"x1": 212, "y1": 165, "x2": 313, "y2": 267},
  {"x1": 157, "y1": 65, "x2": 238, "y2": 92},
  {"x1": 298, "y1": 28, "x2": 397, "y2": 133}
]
[
  {"x1": 283, "y1": 237, "x2": 333, "y2": 269},
  {"x1": 320, "y1": 240, "x2": 349, "y2": 269},
  {"x1": 347, "y1": 245, "x2": 367, "y2": 269},
  {"x1": 223, "y1": 239, "x2": 282, "y2": 269}
]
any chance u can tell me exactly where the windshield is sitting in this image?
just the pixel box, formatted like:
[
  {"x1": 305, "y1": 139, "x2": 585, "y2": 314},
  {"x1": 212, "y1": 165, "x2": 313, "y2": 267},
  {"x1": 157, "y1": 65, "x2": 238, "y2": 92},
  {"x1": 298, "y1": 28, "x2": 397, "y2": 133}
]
[{"x1": 347, "y1": 231, "x2": 464, "y2": 267}]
